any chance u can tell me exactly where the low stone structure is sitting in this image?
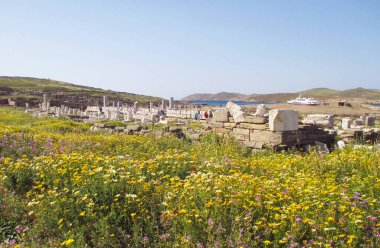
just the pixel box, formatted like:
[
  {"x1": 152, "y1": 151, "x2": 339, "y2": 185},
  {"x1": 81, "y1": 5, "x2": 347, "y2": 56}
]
[
  {"x1": 211, "y1": 102, "x2": 336, "y2": 150},
  {"x1": 302, "y1": 114, "x2": 334, "y2": 129}
]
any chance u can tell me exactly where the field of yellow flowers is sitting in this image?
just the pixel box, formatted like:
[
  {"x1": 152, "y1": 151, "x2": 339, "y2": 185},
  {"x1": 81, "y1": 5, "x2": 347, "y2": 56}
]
[{"x1": 1, "y1": 107, "x2": 379, "y2": 247}]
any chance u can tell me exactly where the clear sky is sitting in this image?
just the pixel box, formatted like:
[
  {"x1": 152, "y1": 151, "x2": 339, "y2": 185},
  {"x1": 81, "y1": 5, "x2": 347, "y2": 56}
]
[{"x1": 1, "y1": 0, "x2": 379, "y2": 99}]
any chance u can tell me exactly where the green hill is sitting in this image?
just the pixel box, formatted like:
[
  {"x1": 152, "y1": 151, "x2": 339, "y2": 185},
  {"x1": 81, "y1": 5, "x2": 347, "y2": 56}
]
[
  {"x1": 300, "y1": 88, "x2": 339, "y2": 96},
  {"x1": 0, "y1": 76, "x2": 161, "y2": 103}
]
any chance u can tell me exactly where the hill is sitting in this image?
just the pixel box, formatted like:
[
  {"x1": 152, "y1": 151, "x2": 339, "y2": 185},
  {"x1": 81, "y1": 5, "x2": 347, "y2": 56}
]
[
  {"x1": 182, "y1": 87, "x2": 380, "y2": 102},
  {"x1": 0, "y1": 76, "x2": 161, "y2": 107},
  {"x1": 182, "y1": 92, "x2": 246, "y2": 101}
]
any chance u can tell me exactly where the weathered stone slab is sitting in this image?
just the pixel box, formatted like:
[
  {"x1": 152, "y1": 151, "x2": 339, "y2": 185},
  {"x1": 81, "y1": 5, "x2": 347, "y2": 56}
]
[
  {"x1": 353, "y1": 119, "x2": 364, "y2": 126},
  {"x1": 302, "y1": 114, "x2": 334, "y2": 129},
  {"x1": 223, "y1": 122, "x2": 237, "y2": 129},
  {"x1": 282, "y1": 131, "x2": 304, "y2": 143},
  {"x1": 214, "y1": 127, "x2": 228, "y2": 134},
  {"x1": 114, "y1": 126, "x2": 125, "y2": 131},
  {"x1": 249, "y1": 130, "x2": 283, "y2": 145},
  {"x1": 238, "y1": 123, "x2": 267, "y2": 130},
  {"x1": 233, "y1": 128, "x2": 250, "y2": 136},
  {"x1": 244, "y1": 116, "x2": 267, "y2": 124},
  {"x1": 269, "y1": 109, "x2": 298, "y2": 132},
  {"x1": 211, "y1": 122, "x2": 224, "y2": 128},
  {"x1": 125, "y1": 125, "x2": 142, "y2": 133},
  {"x1": 212, "y1": 109, "x2": 229, "y2": 122},
  {"x1": 235, "y1": 134, "x2": 249, "y2": 141},
  {"x1": 365, "y1": 116, "x2": 375, "y2": 126}
]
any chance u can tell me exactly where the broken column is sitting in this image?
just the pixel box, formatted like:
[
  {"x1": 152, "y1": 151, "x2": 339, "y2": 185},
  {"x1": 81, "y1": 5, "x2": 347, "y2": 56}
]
[
  {"x1": 161, "y1": 99, "x2": 165, "y2": 110},
  {"x1": 253, "y1": 104, "x2": 267, "y2": 117},
  {"x1": 341, "y1": 118, "x2": 351, "y2": 129},
  {"x1": 103, "y1": 96, "x2": 108, "y2": 108},
  {"x1": 169, "y1": 97, "x2": 174, "y2": 109},
  {"x1": 133, "y1": 102, "x2": 138, "y2": 113},
  {"x1": 42, "y1": 94, "x2": 47, "y2": 110},
  {"x1": 226, "y1": 101, "x2": 246, "y2": 123}
]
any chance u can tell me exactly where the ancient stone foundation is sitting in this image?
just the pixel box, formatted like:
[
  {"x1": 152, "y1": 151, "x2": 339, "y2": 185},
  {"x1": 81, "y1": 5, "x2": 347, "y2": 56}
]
[{"x1": 211, "y1": 103, "x2": 336, "y2": 150}]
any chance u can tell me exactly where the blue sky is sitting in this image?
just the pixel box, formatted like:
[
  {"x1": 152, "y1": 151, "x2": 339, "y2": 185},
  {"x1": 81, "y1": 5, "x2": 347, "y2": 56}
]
[{"x1": 1, "y1": 0, "x2": 379, "y2": 99}]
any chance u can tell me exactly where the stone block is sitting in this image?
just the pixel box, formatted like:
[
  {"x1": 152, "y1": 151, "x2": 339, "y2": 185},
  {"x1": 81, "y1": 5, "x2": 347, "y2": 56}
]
[
  {"x1": 365, "y1": 116, "x2": 375, "y2": 126},
  {"x1": 302, "y1": 114, "x2": 334, "y2": 129},
  {"x1": 214, "y1": 128, "x2": 228, "y2": 134},
  {"x1": 341, "y1": 118, "x2": 351, "y2": 129},
  {"x1": 114, "y1": 126, "x2": 125, "y2": 132},
  {"x1": 223, "y1": 122, "x2": 236, "y2": 129},
  {"x1": 235, "y1": 134, "x2": 249, "y2": 141},
  {"x1": 243, "y1": 141, "x2": 264, "y2": 149},
  {"x1": 282, "y1": 131, "x2": 302, "y2": 143},
  {"x1": 211, "y1": 122, "x2": 224, "y2": 128},
  {"x1": 226, "y1": 101, "x2": 246, "y2": 123},
  {"x1": 212, "y1": 109, "x2": 229, "y2": 122},
  {"x1": 169, "y1": 127, "x2": 182, "y2": 132},
  {"x1": 125, "y1": 125, "x2": 142, "y2": 133},
  {"x1": 353, "y1": 119, "x2": 364, "y2": 126},
  {"x1": 249, "y1": 130, "x2": 283, "y2": 145},
  {"x1": 269, "y1": 109, "x2": 298, "y2": 131},
  {"x1": 233, "y1": 128, "x2": 250, "y2": 135},
  {"x1": 244, "y1": 116, "x2": 268, "y2": 124},
  {"x1": 238, "y1": 123, "x2": 267, "y2": 130}
]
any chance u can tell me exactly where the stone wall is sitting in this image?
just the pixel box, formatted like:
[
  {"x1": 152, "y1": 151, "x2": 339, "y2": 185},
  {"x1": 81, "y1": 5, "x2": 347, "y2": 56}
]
[{"x1": 211, "y1": 106, "x2": 336, "y2": 149}]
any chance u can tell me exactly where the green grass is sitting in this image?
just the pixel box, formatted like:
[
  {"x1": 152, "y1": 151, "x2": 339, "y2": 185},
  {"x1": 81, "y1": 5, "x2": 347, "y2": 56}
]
[{"x1": 1, "y1": 107, "x2": 380, "y2": 247}]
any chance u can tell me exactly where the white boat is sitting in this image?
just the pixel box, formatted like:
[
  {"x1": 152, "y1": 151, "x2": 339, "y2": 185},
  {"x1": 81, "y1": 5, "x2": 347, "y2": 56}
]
[{"x1": 287, "y1": 96, "x2": 320, "y2": 106}]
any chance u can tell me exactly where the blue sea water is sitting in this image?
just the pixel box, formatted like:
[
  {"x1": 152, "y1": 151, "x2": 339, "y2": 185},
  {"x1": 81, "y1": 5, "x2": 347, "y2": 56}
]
[{"x1": 187, "y1": 100, "x2": 273, "y2": 106}]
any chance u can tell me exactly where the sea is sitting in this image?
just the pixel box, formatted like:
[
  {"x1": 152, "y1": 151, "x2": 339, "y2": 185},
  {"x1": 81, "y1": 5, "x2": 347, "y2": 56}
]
[{"x1": 187, "y1": 100, "x2": 273, "y2": 106}]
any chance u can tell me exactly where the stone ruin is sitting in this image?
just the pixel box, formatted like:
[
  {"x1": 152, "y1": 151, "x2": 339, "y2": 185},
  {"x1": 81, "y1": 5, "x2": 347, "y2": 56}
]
[
  {"x1": 29, "y1": 94, "x2": 176, "y2": 124},
  {"x1": 211, "y1": 102, "x2": 336, "y2": 150},
  {"x1": 211, "y1": 102, "x2": 336, "y2": 149},
  {"x1": 337, "y1": 115, "x2": 379, "y2": 144},
  {"x1": 28, "y1": 95, "x2": 379, "y2": 150},
  {"x1": 211, "y1": 102, "x2": 379, "y2": 150}
]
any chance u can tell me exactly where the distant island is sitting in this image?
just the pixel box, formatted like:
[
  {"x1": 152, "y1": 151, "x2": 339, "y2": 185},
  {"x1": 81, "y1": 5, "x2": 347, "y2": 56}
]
[{"x1": 182, "y1": 88, "x2": 380, "y2": 102}]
